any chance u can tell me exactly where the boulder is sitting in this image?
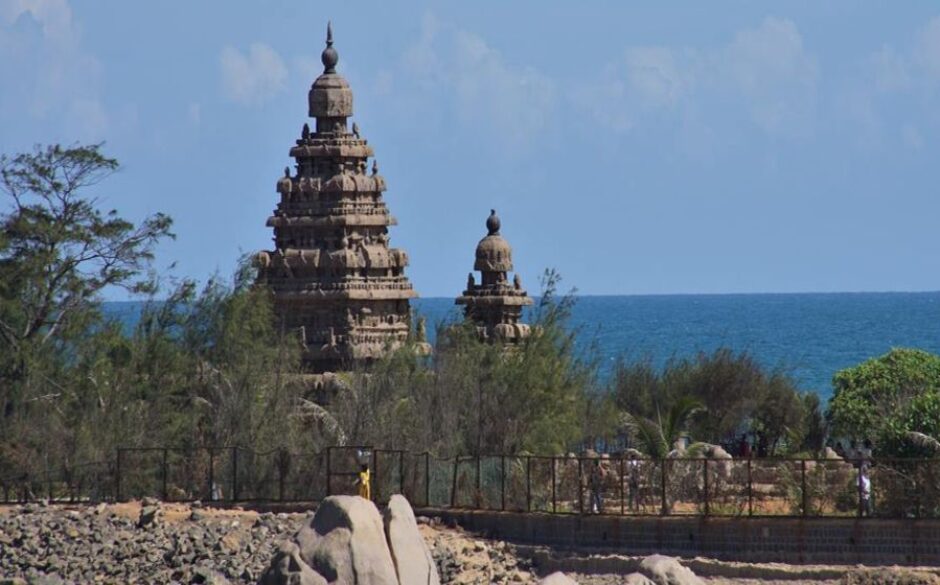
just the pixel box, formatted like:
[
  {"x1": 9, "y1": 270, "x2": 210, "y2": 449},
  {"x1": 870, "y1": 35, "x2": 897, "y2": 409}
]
[
  {"x1": 625, "y1": 574, "x2": 657, "y2": 585},
  {"x1": 639, "y1": 555, "x2": 703, "y2": 585},
  {"x1": 383, "y1": 494, "x2": 440, "y2": 585},
  {"x1": 258, "y1": 541, "x2": 327, "y2": 585},
  {"x1": 538, "y1": 572, "x2": 579, "y2": 585},
  {"x1": 138, "y1": 504, "x2": 162, "y2": 528},
  {"x1": 295, "y1": 495, "x2": 398, "y2": 585}
]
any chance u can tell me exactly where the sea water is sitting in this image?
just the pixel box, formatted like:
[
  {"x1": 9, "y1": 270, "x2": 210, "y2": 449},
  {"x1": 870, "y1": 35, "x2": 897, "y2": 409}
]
[{"x1": 104, "y1": 292, "x2": 940, "y2": 403}]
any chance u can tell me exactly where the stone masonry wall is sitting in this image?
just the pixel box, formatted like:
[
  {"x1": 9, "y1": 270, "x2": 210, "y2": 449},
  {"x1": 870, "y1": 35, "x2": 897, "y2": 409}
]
[{"x1": 422, "y1": 509, "x2": 940, "y2": 566}]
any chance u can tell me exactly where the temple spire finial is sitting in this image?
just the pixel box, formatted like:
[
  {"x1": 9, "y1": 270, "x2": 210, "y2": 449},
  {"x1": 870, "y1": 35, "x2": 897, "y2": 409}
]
[
  {"x1": 322, "y1": 21, "x2": 338, "y2": 74},
  {"x1": 486, "y1": 209, "x2": 500, "y2": 235}
]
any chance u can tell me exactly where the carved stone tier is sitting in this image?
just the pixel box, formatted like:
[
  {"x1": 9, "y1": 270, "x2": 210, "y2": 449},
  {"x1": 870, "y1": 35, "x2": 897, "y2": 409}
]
[
  {"x1": 455, "y1": 210, "x2": 533, "y2": 343},
  {"x1": 257, "y1": 23, "x2": 422, "y2": 373}
]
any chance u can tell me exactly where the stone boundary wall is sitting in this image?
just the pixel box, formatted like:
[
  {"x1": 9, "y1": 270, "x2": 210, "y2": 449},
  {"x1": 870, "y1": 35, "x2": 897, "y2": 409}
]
[{"x1": 420, "y1": 509, "x2": 940, "y2": 566}]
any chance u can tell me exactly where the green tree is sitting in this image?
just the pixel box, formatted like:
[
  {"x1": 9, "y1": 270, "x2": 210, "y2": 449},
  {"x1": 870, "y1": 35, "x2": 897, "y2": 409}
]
[
  {"x1": 0, "y1": 143, "x2": 173, "y2": 481},
  {"x1": 622, "y1": 395, "x2": 705, "y2": 458},
  {"x1": 827, "y1": 348, "x2": 940, "y2": 456},
  {"x1": 611, "y1": 349, "x2": 812, "y2": 455}
]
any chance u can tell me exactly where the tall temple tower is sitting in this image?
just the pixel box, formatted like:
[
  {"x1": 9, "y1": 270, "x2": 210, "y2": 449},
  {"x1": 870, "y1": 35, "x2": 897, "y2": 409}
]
[
  {"x1": 257, "y1": 24, "x2": 420, "y2": 373},
  {"x1": 456, "y1": 210, "x2": 533, "y2": 343}
]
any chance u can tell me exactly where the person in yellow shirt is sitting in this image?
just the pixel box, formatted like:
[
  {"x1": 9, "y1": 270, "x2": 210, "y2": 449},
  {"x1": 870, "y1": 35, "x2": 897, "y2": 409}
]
[{"x1": 355, "y1": 464, "x2": 371, "y2": 500}]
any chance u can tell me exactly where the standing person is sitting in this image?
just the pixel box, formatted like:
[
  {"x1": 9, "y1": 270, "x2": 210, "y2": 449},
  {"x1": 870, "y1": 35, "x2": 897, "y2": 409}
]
[
  {"x1": 355, "y1": 464, "x2": 371, "y2": 501},
  {"x1": 589, "y1": 460, "x2": 606, "y2": 514},
  {"x1": 627, "y1": 455, "x2": 641, "y2": 512},
  {"x1": 859, "y1": 464, "x2": 873, "y2": 516}
]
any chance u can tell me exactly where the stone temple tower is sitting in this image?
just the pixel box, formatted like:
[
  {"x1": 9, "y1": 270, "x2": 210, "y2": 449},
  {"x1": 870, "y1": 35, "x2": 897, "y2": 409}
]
[
  {"x1": 456, "y1": 210, "x2": 533, "y2": 343},
  {"x1": 257, "y1": 24, "x2": 420, "y2": 373}
]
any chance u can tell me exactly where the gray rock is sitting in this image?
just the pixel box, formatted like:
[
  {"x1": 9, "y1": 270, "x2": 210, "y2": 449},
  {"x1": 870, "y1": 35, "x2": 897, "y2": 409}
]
[
  {"x1": 138, "y1": 505, "x2": 161, "y2": 528},
  {"x1": 296, "y1": 496, "x2": 398, "y2": 585},
  {"x1": 638, "y1": 555, "x2": 703, "y2": 585},
  {"x1": 538, "y1": 572, "x2": 579, "y2": 585},
  {"x1": 625, "y1": 573, "x2": 657, "y2": 585},
  {"x1": 383, "y1": 495, "x2": 440, "y2": 585},
  {"x1": 257, "y1": 541, "x2": 326, "y2": 585}
]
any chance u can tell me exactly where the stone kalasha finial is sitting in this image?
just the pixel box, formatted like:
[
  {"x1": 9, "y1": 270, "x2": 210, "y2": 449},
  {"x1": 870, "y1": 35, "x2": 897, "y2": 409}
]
[
  {"x1": 302, "y1": 123, "x2": 310, "y2": 139},
  {"x1": 486, "y1": 209, "x2": 501, "y2": 235},
  {"x1": 322, "y1": 21, "x2": 338, "y2": 74}
]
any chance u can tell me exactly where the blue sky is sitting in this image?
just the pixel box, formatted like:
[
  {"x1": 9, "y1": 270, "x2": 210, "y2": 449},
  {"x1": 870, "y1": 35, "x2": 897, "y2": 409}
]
[{"x1": 2, "y1": 1, "x2": 939, "y2": 298}]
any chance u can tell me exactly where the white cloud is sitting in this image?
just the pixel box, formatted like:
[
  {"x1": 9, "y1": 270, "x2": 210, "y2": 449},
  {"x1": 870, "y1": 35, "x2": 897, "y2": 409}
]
[
  {"x1": 386, "y1": 13, "x2": 556, "y2": 154},
  {"x1": 623, "y1": 47, "x2": 686, "y2": 108},
  {"x1": 576, "y1": 17, "x2": 818, "y2": 140},
  {"x1": 451, "y1": 31, "x2": 556, "y2": 150},
  {"x1": 0, "y1": 0, "x2": 109, "y2": 140},
  {"x1": 871, "y1": 45, "x2": 911, "y2": 93},
  {"x1": 220, "y1": 43, "x2": 287, "y2": 106},
  {"x1": 188, "y1": 102, "x2": 201, "y2": 125},
  {"x1": 721, "y1": 17, "x2": 818, "y2": 136},
  {"x1": 916, "y1": 16, "x2": 940, "y2": 81}
]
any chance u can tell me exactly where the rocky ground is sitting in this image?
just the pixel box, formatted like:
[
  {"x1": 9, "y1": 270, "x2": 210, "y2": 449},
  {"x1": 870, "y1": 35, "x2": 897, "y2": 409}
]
[{"x1": 0, "y1": 501, "x2": 935, "y2": 585}]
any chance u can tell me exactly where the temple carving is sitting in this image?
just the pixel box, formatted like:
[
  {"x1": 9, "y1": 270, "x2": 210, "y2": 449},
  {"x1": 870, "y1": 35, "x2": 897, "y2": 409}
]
[
  {"x1": 256, "y1": 24, "x2": 420, "y2": 373},
  {"x1": 456, "y1": 210, "x2": 533, "y2": 343}
]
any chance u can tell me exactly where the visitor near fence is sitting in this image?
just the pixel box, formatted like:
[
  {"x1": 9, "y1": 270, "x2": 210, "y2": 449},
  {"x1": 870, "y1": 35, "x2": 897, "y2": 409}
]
[
  {"x1": 355, "y1": 464, "x2": 371, "y2": 500},
  {"x1": 589, "y1": 459, "x2": 606, "y2": 513},
  {"x1": 860, "y1": 463, "x2": 873, "y2": 516}
]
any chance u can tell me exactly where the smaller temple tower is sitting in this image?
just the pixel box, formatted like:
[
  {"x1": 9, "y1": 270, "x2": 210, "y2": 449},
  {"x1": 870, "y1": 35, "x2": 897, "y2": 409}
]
[{"x1": 456, "y1": 210, "x2": 533, "y2": 342}]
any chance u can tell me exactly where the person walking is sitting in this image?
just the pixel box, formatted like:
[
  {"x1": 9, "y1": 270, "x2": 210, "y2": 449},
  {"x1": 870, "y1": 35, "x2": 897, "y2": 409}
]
[
  {"x1": 355, "y1": 463, "x2": 371, "y2": 501},
  {"x1": 589, "y1": 459, "x2": 606, "y2": 514},
  {"x1": 859, "y1": 463, "x2": 873, "y2": 516}
]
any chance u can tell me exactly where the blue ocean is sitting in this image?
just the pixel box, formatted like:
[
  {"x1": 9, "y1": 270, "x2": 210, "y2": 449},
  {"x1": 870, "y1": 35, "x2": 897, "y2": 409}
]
[{"x1": 105, "y1": 292, "x2": 940, "y2": 403}]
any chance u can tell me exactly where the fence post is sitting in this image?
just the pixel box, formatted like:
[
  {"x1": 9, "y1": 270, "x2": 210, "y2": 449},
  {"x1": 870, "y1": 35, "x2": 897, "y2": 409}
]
[
  {"x1": 326, "y1": 448, "x2": 332, "y2": 497},
  {"x1": 475, "y1": 455, "x2": 482, "y2": 509},
  {"x1": 703, "y1": 458, "x2": 709, "y2": 516},
  {"x1": 232, "y1": 447, "x2": 239, "y2": 502},
  {"x1": 45, "y1": 456, "x2": 52, "y2": 502},
  {"x1": 801, "y1": 459, "x2": 808, "y2": 517},
  {"x1": 371, "y1": 449, "x2": 382, "y2": 502},
  {"x1": 278, "y1": 453, "x2": 286, "y2": 502},
  {"x1": 500, "y1": 455, "x2": 506, "y2": 512},
  {"x1": 399, "y1": 451, "x2": 405, "y2": 498},
  {"x1": 857, "y1": 459, "x2": 863, "y2": 518},
  {"x1": 578, "y1": 458, "x2": 584, "y2": 515},
  {"x1": 116, "y1": 449, "x2": 123, "y2": 502},
  {"x1": 208, "y1": 448, "x2": 215, "y2": 502},
  {"x1": 424, "y1": 453, "x2": 430, "y2": 507},
  {"x1": 620, "y1": 457, "x2": 625, "y2": 516},
  {"x1": 162, "y1": 449, "x2": 169, "y2": 501},
  {"x1": 526, "y1": 457, "x2": 531, "y2": 513},
  {"x1": 747, "y1": 458, "x2": 753, "y2": 517},
  {"x1": 551, "y1": 457, "x2": 557, "y2": 514},
  {"x1": 660, "y1": 459, "x2": 668, "y2": 516},
  {"x1": 450, "y1": 457, "x2": 458, "y2": 508}
]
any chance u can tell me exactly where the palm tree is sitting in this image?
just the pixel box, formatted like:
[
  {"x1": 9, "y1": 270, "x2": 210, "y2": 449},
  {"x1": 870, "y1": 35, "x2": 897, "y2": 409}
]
[{"x1": 622, "y1": 395, "x2": 705, "y2": 458}]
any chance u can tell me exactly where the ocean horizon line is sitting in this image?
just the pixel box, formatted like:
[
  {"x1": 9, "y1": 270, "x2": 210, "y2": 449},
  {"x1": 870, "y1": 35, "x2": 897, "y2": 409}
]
[{"x1": 98, "y1": 289, "x2": 940, "y2": 304}]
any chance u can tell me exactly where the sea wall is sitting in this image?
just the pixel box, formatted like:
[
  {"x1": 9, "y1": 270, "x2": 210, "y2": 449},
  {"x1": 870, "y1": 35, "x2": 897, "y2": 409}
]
[{"x1": 421, "y1": 509, "x2": 940, "y2": 565}]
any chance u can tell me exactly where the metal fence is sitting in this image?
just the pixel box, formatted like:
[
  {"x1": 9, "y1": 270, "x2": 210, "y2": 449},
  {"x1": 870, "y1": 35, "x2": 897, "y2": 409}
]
[{"x1": 3, "y1": 449, "x2": 939, "y2": 519}]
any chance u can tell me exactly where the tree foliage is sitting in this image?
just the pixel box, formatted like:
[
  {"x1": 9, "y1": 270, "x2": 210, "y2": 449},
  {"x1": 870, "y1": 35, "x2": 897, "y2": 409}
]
[
  {"x1": 0, "y1": 144, "x2": 172, "y2": 354},
  {"x1": 827, "y1": 348, "x2": 940, "y2": 456},
  {"x1": 333, "y1": 270, "x2": 602, "y2": 457},
  {"x1": 611, "y1": 348, "x2": 820, "y2": 456}
]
